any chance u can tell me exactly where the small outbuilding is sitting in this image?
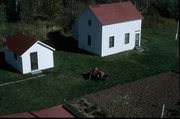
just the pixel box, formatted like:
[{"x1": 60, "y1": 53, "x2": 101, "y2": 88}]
[
  {"x1": 73, "y1": 1, "x2": 143, "y2": 57},
  {"x1": 3, "y1": 32, "x2": 55, "y2": 74}
]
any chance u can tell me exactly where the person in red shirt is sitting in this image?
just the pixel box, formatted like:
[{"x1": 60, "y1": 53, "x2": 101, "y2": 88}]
[
  {"x1": 92, "y1": 67, "x2": 99, "y2": 73},
  {"x1": 89, "y1": 66, "x2": 106, "y2": 80},
  {"x1": 89, "y1": 67, "x2": 99, "y2": 80}
]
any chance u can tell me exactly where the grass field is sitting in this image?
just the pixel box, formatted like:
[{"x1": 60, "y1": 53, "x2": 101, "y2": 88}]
[{"x1": 0, "y1": 24, "x2": 179, "y2": 116}]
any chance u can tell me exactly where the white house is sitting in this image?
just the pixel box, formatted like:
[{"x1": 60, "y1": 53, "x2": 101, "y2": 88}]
[
  {"x1": 73, "y1": 1, "x2": 144, "y2": 57},
  {"x1": 3, "y1": 33, "x2": 55, "y2": 74}
]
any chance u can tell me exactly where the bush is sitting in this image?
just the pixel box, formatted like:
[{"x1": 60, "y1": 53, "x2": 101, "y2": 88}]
[
  {"x1": 0, "y1": 21, "x2": 62, "y2": 45},
  {"x1": 92, "y1": 110, "x2": 107, "y2": 118},
  {"x1": 89, "y1": 105, "x2": 97, "y2": 110},
  {"x1": 82, "y1": 100, "x2": 91, "y2": 108},
  {"x1": 83, "y1": 108, "x2": 93, "y2": 113},
  {"x1": 63, "y1": 99, "x2": 87, "y2": 118},
  {"x1": 142, "y1": 16, "x2": 176, "y2": 28}
]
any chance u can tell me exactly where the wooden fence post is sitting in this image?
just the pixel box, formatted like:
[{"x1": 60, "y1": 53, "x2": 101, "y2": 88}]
[{"x1": 161, "y1": 104, "x2": 165, "y2": 118}]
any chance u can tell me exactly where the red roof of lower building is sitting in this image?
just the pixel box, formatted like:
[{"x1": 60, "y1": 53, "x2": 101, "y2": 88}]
[
  {"x1": 31, "y1": 105, "x2": 77, "y2": 118},
  {"x1": 0, "y1": 112, "x2": 36, "y2": 118},
  {"x1": 89, "y1": 1, "x2": 143, "y2": 25},
  {"x1": 3, "y1": 32, "x2": 37, "y2": 56},
  {"x1": 0, "y1": 105, "x2": 77, "y2": 118}
]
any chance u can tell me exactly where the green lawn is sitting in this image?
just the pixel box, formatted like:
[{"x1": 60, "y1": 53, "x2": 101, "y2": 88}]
[{"x1": 0, "y1": 24, "x2": 179, "y2": 116}]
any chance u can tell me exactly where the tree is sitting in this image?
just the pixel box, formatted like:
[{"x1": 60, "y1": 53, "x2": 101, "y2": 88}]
[
  {"x1": 0, "y1": 3, "x2": 6, "y2": 23},
  {"x1": 41, "y1": 0, "x2": 64, "y2": 20},
  {"x1": 19, "y1": 0, "x2": 33, "y2": 22},
  {"x1": 4, "y1": 0, "x2": 20, "y2": 22}
]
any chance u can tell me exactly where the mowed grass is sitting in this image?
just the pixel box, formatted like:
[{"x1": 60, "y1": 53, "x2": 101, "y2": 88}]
[{"x1": 0, "y1": 24, "x2": 179, "y2": 115}]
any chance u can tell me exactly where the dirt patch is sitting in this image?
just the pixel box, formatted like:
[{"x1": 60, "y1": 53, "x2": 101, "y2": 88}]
[{"x1": 69, "y1": 71, "x2": 179, "y2": 118}]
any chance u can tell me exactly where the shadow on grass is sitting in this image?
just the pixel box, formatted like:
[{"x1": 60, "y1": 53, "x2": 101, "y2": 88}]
[
  {"x1": 0, "y1": 52, "x2": 19, "y2": 73},
  {"x1": 82, "y1": 72, "x2": 91, "y2": 80},
  {"x1": 81, "y1": 72, "x2": 111, "y2": 82},
  {"x1": 81, "y1": 72, "x2": 105, "y2": 82},
  {"x1": 44, "y1": 31, "x2": 94, "y2": 56}
]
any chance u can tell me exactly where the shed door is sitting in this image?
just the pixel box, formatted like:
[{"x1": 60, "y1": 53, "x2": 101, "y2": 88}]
[{"x1": 30, "y1": 52, "x2": 38, "y2": 70}]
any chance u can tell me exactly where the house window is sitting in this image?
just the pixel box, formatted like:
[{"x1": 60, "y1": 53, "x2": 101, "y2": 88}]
[
  {"x1": 88, "y1": 35, "x2": 91, "y2": 46},
  {"x1": 88, "y1": 20, "x2": 91, "y2": 26},
  {"x1": 109, "y1": 36, "x2": 114, "y2": 48},
  {"x1": 125, "y1": 33, "x2": 130, "y2": 44},
  {"x1": 14, "y1": 53, "x2": 17, "y2": 60}
]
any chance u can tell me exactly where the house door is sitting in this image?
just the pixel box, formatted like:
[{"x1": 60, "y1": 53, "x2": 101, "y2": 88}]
[
  {"x1": 30, "y1": 52, "x2": 38, "y2": 70},
  {"x1": 135, "y1": 33, "x2": 140, "y2": 46}
]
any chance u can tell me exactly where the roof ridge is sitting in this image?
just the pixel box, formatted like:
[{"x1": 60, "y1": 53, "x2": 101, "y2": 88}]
[{"x1": 89, "y1": 1, "x2": 130, "y2": 7}]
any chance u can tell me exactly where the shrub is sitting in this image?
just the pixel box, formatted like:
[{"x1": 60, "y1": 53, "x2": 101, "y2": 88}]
[
  {"x1": 142, "y1": 16, "x2": 176, "y2": 28},
  {"x1": 92, "y1": 110, "x2": 107, "y2": 118},
  {"x1": 82, "y1": 100, "x2": 91, "y2": 108}
]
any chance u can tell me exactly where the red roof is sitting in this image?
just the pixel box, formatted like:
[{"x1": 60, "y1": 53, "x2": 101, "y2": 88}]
[
  {"x1": 89, "y1": 1, "x2": 143, "y2": 25},
  {"x1": 31, "y1": 105, "x2": 77, "y2": 118},
  {"x1": 0, "y1": 112, "x2": 36, "y2": 118},
  {"x1": 0, "y1": 105, "x2": 77, "y2": 118},
  {"x1": 3, "y1": 33, "x2": 37, "y2": 56}
]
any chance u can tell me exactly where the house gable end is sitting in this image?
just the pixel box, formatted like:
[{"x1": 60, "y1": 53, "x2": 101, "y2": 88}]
[
  {"x1": 87, "y1": 8, "x2": 102, "y2": 26},
  {"x1": 78, "y1": 8, "x2": 102, "y2": 27},
  {"x1": 21, "y1": 41, "x2": 55, "y2": 57},
  {"x1": 77, "y1": 7, "x2": 102, "y2": 56}
]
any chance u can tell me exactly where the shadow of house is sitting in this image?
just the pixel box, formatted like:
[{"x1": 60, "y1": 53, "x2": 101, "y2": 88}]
[
  {"x1": 44, "y1": 31, "x2": 94, "y2": 55},
  {"x1": 0, "y1": 52, "x2": 19, "y2": 73},
  {"x1": 81, "y1": 70, "x2": 111, "y2": 81}
]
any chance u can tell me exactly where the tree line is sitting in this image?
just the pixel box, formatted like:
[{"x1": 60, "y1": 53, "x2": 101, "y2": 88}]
[{"x1": 0, "y1": 0, "x2": 179, "y2": 30}]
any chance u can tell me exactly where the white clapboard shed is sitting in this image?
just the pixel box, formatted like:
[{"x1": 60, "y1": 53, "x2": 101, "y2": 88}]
[{"x1": 3, "y1": 32, "x2": 55, "y2": 74}]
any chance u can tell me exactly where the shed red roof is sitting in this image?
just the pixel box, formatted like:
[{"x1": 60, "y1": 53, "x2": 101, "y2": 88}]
[
  {"x1": 89, "y1": 1, "x2": 143, "y2": 25},
  {"x1": 4, "y1": 33, "x2": 37, "y2": 56}
]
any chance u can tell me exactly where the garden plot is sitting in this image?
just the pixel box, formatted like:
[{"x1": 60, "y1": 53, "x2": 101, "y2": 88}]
[{"x1": 69, "y1": 71, "x2": 179, "y2": 118}]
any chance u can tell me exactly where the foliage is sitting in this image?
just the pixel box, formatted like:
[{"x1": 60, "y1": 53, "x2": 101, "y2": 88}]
[
  {"x1": 0, "y1": 21, "x2": 62, "y2": 44},
  {"x1": 92, "y1": 110, "x2": 107, "y2": 118},
  {"x1": 19, "y1": 0, "x2": 33, "y2": 22},
  {"x1": 3, "y1": 0, "x2": 20, "y2": 22},
  {"x1": 149, "y1": 0, "x2": 179, "y2": 19},
  {"x1": 41, "y1": 0, "x2": 64, "y2": 20},
  {"x1": 63, "y1": 99, "x2": 87, "y2": 118},
  {"x1": 0, "y1": 0, "x2": 179, "y2": 33},
  {"x1": 143, "y1": 16, "x2": 176, "y2": 28},
  {"x1": 111, "y1": 94, "x2": 131, "y2": 106},
  {"x1": 0, "y1": 3, "x2": 6, "y2": 23},
  {"x1": 75, "y1": 98, "x2": 108, "y2": 117}
]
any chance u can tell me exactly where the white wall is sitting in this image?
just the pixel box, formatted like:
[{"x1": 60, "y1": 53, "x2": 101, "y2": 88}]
[
  {"x1": 101, "y1": 19, "x2": 142, "y2": 57},
  {"x1": 4, "y1": 48, "x2": 23, "y2": 73},
  {"x1": 21, "y1": 42, "x2": 54, "y2": 74},
  {"x1": 77, "y1": 8, "x2": 102, "y2": 56}
]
